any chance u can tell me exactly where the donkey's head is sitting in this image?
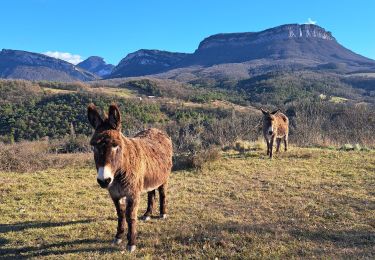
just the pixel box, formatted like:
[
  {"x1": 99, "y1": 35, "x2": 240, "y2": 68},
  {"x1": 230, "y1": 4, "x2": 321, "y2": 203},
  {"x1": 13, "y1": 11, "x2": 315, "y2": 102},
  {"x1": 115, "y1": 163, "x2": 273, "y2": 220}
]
[
  {"x1": 261, "y1": 108, "x2": 280, "y2": 136},
  {"x1": 87, "y1": 104, "x2": 123, "y2": 189}
]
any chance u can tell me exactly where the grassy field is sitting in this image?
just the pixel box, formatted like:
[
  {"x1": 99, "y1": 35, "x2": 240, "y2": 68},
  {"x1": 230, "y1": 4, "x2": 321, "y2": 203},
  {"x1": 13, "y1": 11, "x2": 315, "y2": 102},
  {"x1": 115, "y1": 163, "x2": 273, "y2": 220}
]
[
  {"x1": 41, "y1": 87, "x2": 76, "y2": 95},
  {"x1": 0, "y1": 148, "x2": 374, "y2": 259}
]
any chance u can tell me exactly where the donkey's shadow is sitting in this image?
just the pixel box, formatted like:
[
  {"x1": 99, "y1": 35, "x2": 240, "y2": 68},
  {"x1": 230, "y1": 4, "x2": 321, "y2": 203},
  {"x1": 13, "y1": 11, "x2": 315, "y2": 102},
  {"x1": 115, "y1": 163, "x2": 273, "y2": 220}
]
[
  {"x1": 0, "y1": 219, "x2": 116, "y2": 258},
  {"x1": 0, "y1": 219, "x2": 93, "y2": 234}
]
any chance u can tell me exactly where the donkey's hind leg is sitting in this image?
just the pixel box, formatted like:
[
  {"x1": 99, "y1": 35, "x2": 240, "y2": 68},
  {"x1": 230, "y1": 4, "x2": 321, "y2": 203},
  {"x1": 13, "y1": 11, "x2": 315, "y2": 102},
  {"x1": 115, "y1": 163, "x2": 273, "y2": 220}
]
[
  {"x1": 142, "y1": 190, "x2": 156, "y2": 221},
  {"x1": 158, "y1": 183, "x2": 168, "y2": 219},
  {"x1": 284, "y1": 135, "x2": 288, "y2": 152}
]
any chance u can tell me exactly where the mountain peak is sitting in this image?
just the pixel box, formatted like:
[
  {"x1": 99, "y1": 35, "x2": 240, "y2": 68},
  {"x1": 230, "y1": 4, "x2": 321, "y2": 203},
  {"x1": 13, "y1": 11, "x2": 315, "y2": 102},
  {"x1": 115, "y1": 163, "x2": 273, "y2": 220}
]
[
  {"x1": 198, "y1": 24, "x2": 335, "y2": 50},
  {"x1": 77, "y1": 56, "x2": 114, "y2": 77},
  {"x1": 84, "y1": 56, "x2": 105, "y2": 62}
]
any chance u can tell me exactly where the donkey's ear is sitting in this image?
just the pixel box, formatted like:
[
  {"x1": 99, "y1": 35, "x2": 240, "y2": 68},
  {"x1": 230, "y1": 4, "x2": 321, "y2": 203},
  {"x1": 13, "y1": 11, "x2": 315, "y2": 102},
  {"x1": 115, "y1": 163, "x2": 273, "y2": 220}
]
[
  {"x1": 271, "y1": 109, "x2": 280, "y2": 115},
  {"x1": 108, "y1": 104, "x2": 121, "y2": 130},
  {"x1": 87, "y1": 104, "x2": 103, "y2": 129},
  {"x1": 260, "y1": 108, "x2": 268, "y2": 115}
]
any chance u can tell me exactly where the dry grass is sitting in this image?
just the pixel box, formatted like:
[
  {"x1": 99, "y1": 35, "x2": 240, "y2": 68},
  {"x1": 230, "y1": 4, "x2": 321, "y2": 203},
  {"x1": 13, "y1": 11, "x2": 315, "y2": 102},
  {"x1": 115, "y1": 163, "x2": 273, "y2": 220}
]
[
  {"x1": 231, "y1": 137, "x2": 266, "y2": 153},
  {"x1": 92, "y1": 87, "x2": 135, "y2": 98},
  {"x1": 0, "y1": 148, "x2": 374, "y2": 259},
  {"x1": 41, "y1": 87, "x2": 76, "y2": 95},
  {"x1": 174, "y1": 100, "x2": 260, "y2": 114},
  {"x1": 0, "y1": 141, "x2": 91, "y2": 173}
]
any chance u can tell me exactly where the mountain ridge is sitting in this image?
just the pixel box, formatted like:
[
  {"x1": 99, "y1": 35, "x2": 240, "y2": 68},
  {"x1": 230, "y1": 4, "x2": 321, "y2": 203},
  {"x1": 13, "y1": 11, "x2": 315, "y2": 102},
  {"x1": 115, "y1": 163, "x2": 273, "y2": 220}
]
[
  {"x1": 108, "y1": 23, "x2": 375, "y2": 79},
  {"x1": 110, "y1": 49, "x2": 188, "y2": 78},
  {"x1": 0, "y1": 49, "x2": 97, "y2": 82},
  {"x1": 1, "y1": 24, "x2": 375, "y2": 82}
]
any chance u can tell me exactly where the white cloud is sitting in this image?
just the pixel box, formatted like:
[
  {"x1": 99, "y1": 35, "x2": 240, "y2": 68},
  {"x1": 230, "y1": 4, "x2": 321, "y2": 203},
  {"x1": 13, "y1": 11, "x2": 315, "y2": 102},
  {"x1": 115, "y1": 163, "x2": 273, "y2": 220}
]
[
  {"x1": 305, "y1": 18, "x2": 317, "y2": 25},
  {"x1": 43, "y1": 51, "x2": 83, "y2": 64}
]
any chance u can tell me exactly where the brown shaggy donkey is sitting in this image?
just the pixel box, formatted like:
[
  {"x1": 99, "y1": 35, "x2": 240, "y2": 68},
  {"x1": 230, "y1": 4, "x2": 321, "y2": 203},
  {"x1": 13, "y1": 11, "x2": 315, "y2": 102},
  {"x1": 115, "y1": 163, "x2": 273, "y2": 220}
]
[
  {"x1": 261, "y1": 108, "x2": 289, "y2": 158},
  {"x1": 87, "y1": 104, "x2": 173, "y2": 252}
]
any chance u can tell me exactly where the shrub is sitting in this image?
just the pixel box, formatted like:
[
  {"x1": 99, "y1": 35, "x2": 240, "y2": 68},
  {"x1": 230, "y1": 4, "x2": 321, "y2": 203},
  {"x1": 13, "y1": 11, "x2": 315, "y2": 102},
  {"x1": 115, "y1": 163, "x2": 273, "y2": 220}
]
[
  {"x1": 119, "y1": 79, "x2": 161, "y2": 96},
  {"x1": 49, "y1": 135, "x2": 91, "y2": 153},
  {"x1": 173, "y1": 147, "x2": 221, "y2": 171},
  {"x1": 286, "y1": 101, "x2": 375, "y2": 147},
  {"x1": 340, "y1": 144, "x2": 354, "y2": 151},
  {"x1": 191, "y1": 147, "x2": 221, "y2": 170},
  {"x1": 234, "y1": 140, "x2": 249, "y2": 153}
]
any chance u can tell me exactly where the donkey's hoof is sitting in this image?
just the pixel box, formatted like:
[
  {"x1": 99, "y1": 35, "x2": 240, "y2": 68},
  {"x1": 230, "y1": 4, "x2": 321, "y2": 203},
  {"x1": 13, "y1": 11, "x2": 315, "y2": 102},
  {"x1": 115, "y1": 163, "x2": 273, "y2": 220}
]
[
  {"x1": 127, "y1": 245, "x2": 136, "y2": 252},
  {"x1": 160, "y1": 214, "x2": 168, "y2": 219},
  {"x1": 142, "y1": 215, "x2": 151, "y2": 221},
  {"x1": 112, "y1": 238, "x2": 122, "y2": 245}
]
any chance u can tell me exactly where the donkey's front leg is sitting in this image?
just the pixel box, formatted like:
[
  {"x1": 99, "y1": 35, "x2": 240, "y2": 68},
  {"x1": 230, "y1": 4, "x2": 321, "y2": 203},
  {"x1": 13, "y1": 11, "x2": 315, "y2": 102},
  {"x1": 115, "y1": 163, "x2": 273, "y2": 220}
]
[
  {"x1": 159, "y1": 183, "x2": 168, "y2": 219},
  {"x1": 276, "y1": 138, "x2": 281, "y2": 153},
  {"x1": 265, "y1": 138, "x2": 270, "y2": 155},
  {"x1": 269, "y1": 136, "x2": 275, "y2": 158},
  {"x1": 112, "y1": 197, "x2": 126, "y2": 245},
  {"x1": 126, "y1": 195, "x2": 140, "y2": 252}
]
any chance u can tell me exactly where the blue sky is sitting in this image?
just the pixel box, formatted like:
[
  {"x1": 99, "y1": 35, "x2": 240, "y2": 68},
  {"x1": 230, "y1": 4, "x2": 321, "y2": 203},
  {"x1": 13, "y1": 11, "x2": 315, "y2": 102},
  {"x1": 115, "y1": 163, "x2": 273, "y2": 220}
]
[{"x1": 1, "y1": 0, "x2": 374, "y2": 65}]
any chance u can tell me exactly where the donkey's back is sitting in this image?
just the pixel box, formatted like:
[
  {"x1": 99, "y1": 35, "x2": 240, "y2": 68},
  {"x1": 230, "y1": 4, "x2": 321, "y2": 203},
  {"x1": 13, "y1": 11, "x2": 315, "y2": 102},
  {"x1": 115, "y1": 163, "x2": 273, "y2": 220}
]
[
  {"x1": 131, "y1": 128, "x2": 173, "y2": 190},
  {"x1": 133, "y1": 128, "x2": 173, "y2": 166}
]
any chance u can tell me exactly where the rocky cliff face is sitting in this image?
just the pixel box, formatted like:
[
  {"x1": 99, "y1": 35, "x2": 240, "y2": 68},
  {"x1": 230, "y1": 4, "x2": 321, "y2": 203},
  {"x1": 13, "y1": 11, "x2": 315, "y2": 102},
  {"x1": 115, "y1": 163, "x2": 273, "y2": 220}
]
[
  {"x1": 190, "y1": 24, "x2": 346, "y2": 65},
  {"x1": 110, "y1": 49, "x2": 189, "y2": 78},
  {"x1": 198, "y1": 24, "x2": 335, "y2": 50},
  {"x1": 77, "y1": 56, "x2": 114, "y2": 77},
  {"x1": 0, "y1": 49, "x2": 97, "y2": 82}
]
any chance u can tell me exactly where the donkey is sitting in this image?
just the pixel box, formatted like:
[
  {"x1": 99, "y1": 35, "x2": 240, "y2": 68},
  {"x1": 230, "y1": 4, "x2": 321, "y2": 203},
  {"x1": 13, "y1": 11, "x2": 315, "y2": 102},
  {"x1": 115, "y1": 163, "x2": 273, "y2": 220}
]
[
  {"x1": 87, "y1": 104, "x2": 173, "y2": 252},
  {"x1": 261, "y1": 108, "x2": 289, "y2": 158}
]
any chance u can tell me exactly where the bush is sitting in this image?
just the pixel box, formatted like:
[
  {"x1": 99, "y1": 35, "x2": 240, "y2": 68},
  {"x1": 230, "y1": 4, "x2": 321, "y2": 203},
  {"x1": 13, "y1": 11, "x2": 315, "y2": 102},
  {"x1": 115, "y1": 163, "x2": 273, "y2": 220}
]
[
  {"x1": 173, "y1": 147, "x2": 221, "y2": 171},
  {"x1": 191, "y1": 147, "x2": 221, "y2": 170},
  {"x1": 234, "y1": 140, "x2": 252, "y2": 153},
  {"x1": 340, "y1": 144, "x2": 355, "y2": 151},
  {"x1": 119, "y1": 79, "x2": 161, "y2": 96},
  {"x1": 286, "y1": 101, "x2": 375, "y2": 147},
  {"x1": 49, "y1": 135, "x2": 91, "y2": 153}
]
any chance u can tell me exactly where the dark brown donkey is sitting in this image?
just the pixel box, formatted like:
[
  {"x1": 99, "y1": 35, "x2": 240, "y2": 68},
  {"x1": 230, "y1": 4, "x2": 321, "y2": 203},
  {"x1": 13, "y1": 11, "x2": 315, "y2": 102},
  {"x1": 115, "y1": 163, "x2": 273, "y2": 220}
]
[
  {"x1": 261, "y1": 108, "x2": 289, "y2": 158},
  {"x1": 87, "y1": 104, "x2": 173, "y2": 252}
]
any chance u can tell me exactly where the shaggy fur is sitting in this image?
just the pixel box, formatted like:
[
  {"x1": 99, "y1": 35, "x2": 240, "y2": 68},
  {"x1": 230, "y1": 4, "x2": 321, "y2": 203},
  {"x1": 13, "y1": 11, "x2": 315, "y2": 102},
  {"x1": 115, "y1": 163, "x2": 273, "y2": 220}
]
[
  {"x1": 87, "y1": 103, "x2": 173, "y2": 252},
  {"x1": 261, "y1": 108, "x2": 289, "y2": 158}
]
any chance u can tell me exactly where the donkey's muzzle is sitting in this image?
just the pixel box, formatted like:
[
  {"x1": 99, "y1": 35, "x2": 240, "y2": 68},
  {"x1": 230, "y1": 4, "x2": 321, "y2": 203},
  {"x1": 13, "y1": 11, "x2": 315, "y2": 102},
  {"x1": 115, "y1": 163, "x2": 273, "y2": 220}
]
[{"x1": 97, "y1": 178, "x2": 111, "y2": 188}]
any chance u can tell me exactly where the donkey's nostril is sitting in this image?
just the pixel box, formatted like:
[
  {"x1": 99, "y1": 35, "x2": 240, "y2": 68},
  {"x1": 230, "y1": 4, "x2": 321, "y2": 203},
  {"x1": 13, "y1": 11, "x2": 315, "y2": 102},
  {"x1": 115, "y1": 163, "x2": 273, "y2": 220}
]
[
  {"x1": 269, "y1": 131, "x2": 273, "y2": 135},
  {"x1": 97, "y1": 178, "x2": 111, "y2": 188}
]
